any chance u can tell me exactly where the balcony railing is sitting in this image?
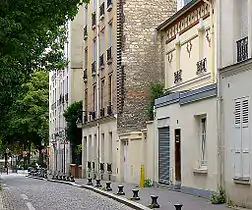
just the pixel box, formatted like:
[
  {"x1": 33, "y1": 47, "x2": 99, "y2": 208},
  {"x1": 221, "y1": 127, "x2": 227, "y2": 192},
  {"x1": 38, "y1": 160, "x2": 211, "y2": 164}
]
[
  {"x1": 100, "y1": 163, "x2": 105, "y2": 171},
  {"x1": 100, "y1": 2, "x2": 105, "y2": 19},
  {"x1": 99, "y1": 54, "x2": 105, "y2": 69},
  {"x1": 174, "y1": 69, "x2": 182, "y2": 84},
  {"x1": 83, "y1": 69, "x2": 87, "y2": 82},
  {"x1": 92, "y1": 12, "x2": 96, "y2": 29},
  {"x1": 196, "y1": 58, "x2": 207, "y2": 75},
  {"x1": 89, "y1": 111, "x2": 96, "y2": 120},
  {"x1": 92, "y1": 61, "x2": 96, "y2": 76},
  {"x1": 83, "y1": 25, "x2": 88, "y2": 40},
  {"x1": 107, "y1": 163, "x2": 112, "y2": 172},
  {"x1": 107, "y1": 104, "x2": 112, "y2": 115},
  {"x1": 107, "y1": 0, "x2": 112, "y2": 11},
  {"x1": 107, "y1": 46, "x2": 112, "y2": 64},
  {"x1": 237, "y1": 37, "x2": 248, "y2": 62}
]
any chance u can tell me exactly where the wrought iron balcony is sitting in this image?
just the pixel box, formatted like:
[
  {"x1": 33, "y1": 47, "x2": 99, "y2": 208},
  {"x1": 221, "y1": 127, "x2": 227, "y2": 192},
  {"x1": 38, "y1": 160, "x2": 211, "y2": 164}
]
[
  {"x1": 107, "y1": 0, "x2": 112, "y2": 11},
  {"x1": 100, "y1": 163, "x2": 105, "y2": 171},
  {"x1": 107, "y1": 163, "x2": 112, "y2": 172},
  {"x1": 237, "y1": 37, "x2": 248, "y2": 62},
  {"x1": 196, "y1": 58, "x2": 207, "y2": 75},
  {"x1": 92, "y1": 61, "x2": 96, "y2": 76},
  {"x1": 107, "y1": 104, "x2": 112, "y2": 115},
  {"x1": 83, "y1": 69, "x2": 87, "y2": 82},
  {"x1": 83, "y1": 25, "x2": 88, "y2": 40},
  {"x1": 174, "y1": 69, "x2": 182, "y2": 84},
  {"x1": 92, "y1": 12, "x2": 96, "y2": 29},
  {"x1": 99, "y1": 54, "x2": 105, "y2": 69},
  {"x1": 100, "y1": 108, "x2": 105, "y2": 117},
  {"x1": 100, "y1": 2, "x2": 105, "y2": 19},
  {"x1": 107, "y1": 46, "x2": 112, "y2": 64}
]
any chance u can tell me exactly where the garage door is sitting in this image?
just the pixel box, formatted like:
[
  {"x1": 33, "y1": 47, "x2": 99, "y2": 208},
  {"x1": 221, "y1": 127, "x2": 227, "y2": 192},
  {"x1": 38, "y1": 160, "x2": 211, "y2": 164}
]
[{"x1": 158, "y1": 127, "x2": 170, "y2": 185}]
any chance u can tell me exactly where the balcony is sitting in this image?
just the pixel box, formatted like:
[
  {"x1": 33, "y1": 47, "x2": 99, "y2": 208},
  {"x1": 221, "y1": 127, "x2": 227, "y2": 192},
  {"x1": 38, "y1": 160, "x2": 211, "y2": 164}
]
[
  {"x1": 100, "y1": 163, "x2": 105, "y2": 171},
  {"x1": 174, "y1": 69, "x2": 182, "y2": 84},
  {"x1": 107, "y1": 104, "x2": 112, "y2": 115},
  {"x1": 107, "y1": 163, "x2": 112, "y2": 172},
  {"x1": 196, "y1": 58, "x2": 207, "y2": 75},
  {"x1": 83, "y1": 69, "x2": 87, "y2": 83},
  {"x1": 237, "y1": 37, "x2": 248, "y2": 63},
  {"x1": 107, "y1": 46, "x2": 112, "y2": 64},
  {"x1": 99, "y1": 54, "x2": 105, "y2": 69},
  {"x1": 83, "y1": 25, "x2": 88, "y2": 40},
  {"x1": 107, "y1": 0, "x2": 112, "y2": 11},
  {"x1": 100, "y1": 2, "x2": 105, "y2": 20},
  {"x1": 92, "y1": 12, "x2": 96, "y2": 29},
  {"x1": 100, "y1": 108, "x2": 105, "y2": 118},
  {"x1": 92, "y1": 61, "x2": 96, "y2": 76}
]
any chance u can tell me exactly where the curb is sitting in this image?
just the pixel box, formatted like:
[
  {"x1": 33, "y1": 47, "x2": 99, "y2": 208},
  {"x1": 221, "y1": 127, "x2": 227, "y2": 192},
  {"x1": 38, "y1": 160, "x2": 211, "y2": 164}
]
[{"x1": 27, "y1": 176, "x2": 148, "y2": 210}]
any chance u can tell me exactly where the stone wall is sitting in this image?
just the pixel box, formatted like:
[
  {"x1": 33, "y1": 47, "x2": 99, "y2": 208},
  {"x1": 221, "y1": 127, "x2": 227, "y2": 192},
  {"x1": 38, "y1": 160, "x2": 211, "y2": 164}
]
[{"x1": 117, "y1": 0, "x2": 177, "y2": 134}]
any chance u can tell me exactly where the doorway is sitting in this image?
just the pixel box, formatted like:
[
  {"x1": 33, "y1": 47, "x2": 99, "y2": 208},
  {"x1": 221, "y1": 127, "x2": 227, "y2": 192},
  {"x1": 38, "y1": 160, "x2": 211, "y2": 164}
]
[
  {"x1": 123, "y1": 140, "x2": 128, "y2": 182},
  {"x1": 175, "y1": 129, "x2": 181, "y2": 182}
]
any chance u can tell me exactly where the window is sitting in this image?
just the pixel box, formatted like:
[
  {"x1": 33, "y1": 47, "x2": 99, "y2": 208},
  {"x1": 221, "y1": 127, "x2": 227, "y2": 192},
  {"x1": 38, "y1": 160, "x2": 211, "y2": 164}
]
[
  {"x1": 85, "y1": 88, "x2": 88, "y2": 111},
  {"x1": 94, "y1": 0, "x2": 97, "y2": 11},
  {"x1": 200, "y1": 117, "x2": 207, "y2": 167},
  {"x1": 234, "y1": 97, "x2": 250, "y2": 179},
  {"x1": 93, "y1": 85, "x2": 97, "y2": 111},
  {"x1": 108, "y1": 23, "x2": 113, "y2": 47},
  {"x1": 100, "y1": 80, "x2": 105, "y2": 109},
  {"x1": 84, "y1": 48, "x2": 88, "y2": 69},
  {"x1": 85, "y1": 5, "x2": 88, "y2": 25},
  {"x1": 108, "y1": 74, "x2": 112, "y2": 104},
  {"x1": 93, "y1": 39, "x2": 97, "y2": 62},
  {"x1": 100, "y1": 32, "x2": 105, "y2": 54}
]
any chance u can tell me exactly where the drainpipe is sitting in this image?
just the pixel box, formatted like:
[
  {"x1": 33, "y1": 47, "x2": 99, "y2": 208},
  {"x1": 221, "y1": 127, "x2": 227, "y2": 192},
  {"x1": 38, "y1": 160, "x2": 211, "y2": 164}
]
[{"x1": 203, "y1": 0, "x2": 215, "y2": 82}]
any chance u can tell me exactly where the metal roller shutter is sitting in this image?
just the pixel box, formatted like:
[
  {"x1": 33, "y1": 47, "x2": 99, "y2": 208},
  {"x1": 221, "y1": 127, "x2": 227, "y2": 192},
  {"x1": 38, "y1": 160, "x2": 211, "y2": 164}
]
[{"x1": 158, "y1": 127, "x2": 170, "y2": 185}]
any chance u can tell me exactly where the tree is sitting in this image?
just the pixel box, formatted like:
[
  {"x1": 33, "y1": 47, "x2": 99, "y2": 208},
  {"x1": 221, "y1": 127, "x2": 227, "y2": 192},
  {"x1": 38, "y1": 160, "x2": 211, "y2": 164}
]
[
  {"x1": 63, "y1": 101, "x2": 82, "y2": 164},
  {"x1": 0, "y1": 0, "x2": 89, "y2": 132}
]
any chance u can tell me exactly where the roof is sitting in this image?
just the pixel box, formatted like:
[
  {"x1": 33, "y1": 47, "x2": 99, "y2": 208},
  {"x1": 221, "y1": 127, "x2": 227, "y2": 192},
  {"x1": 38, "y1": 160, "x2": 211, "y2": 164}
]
[{"x1": 157, "y1": 0, "x2": 201, "y2": 31}]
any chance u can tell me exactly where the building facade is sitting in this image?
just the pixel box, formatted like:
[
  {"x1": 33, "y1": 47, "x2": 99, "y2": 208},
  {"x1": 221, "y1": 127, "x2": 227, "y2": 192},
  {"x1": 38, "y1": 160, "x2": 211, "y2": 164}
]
[
  {"x1": 219, "y1": 0, "x2": 252, "y2": 207},
  {"x1": 79, "y1": 0, "x2": 176, "y2": 183},
  {"x1": 49, "y1": 8, "x2": 85, "y2": 174},
  {"x1": 153, "y1": 0, "x2": 218, "y2": 198}
]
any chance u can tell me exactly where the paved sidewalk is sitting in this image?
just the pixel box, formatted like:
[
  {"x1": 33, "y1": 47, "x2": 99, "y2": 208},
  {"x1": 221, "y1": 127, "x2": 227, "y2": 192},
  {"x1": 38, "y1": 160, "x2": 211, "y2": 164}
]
[{"x1": 73, "y1": 178, "x2": 230, "y2": 210}]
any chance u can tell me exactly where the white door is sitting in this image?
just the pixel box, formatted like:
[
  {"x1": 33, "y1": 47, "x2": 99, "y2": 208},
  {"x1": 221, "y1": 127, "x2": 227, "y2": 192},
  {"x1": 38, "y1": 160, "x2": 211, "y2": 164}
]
[{"x1": 123, "y1": 141, "x2": 128, "y2": 182}]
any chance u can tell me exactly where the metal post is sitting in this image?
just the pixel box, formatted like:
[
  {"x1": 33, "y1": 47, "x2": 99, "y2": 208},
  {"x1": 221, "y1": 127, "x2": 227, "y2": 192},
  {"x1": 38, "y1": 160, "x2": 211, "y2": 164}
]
[
  {"x1": 61, "y1": 147, "x2": 63, "y2": 173},
  {"x1": 64, "y1": 142, "x2": 66, "y2": 174}
]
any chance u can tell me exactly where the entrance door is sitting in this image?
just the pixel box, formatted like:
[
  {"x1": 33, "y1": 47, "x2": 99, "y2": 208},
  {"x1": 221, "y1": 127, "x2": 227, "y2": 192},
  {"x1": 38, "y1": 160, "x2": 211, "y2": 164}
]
[
  {"x1": 123, "y1": 140, "x2": 128, "y2": 182},
  {"x1": 158, "y1": 127, "x2": 170, "y2": 185},
  {"x1": 175, "y1": 129, "x2": 181, "y2": 182}
]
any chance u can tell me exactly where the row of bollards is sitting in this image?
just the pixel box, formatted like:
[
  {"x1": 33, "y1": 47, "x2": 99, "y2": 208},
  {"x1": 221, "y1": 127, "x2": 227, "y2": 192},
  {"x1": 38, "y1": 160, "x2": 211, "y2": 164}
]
[
  {"x1": 52, "y1": 171, "x2": 75, "y2": 182},
  {"x1": 86, "y1": 178, "x2": 183, "y2": 209}
]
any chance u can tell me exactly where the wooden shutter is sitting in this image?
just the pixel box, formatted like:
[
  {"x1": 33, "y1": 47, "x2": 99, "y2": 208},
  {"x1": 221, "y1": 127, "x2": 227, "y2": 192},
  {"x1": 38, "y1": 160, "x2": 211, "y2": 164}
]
[
  {"x1": 234, "y1": 99, "x2": 242, "y2": 178},
  {"x1": 241, "y1": 98, "x2": 250, "y2": 178}
]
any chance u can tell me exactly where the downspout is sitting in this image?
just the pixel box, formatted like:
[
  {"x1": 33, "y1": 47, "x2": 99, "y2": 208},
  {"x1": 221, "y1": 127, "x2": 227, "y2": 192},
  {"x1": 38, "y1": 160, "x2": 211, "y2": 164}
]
[{"x1": 203, "y1": 0, "x2": 215, "y2": 82}]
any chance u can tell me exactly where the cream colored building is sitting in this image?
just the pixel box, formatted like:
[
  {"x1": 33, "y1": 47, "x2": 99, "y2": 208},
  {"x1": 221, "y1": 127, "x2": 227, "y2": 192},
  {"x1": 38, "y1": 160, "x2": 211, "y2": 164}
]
[
  {"x1": 153, "y1": 0, "x2": 218, "y2": 198},
  {"x1": 79, "y1": 0, "x2": 177, "y2": 183},
  {"x1": 49, "y1": 8, "x2": 84, "y2": 174},
  {"x1": 219, "y1": 0, "x2": 252, "y2": 207}
]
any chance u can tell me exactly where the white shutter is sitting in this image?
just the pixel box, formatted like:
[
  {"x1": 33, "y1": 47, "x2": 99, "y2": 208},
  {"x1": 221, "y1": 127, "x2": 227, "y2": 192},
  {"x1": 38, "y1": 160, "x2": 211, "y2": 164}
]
[
  {"x1": 234, "y1": 99, "x2": 242, "y2": 178},
  {"x1": 242, "y1": 98, "x2": 250, "y2": 178}
]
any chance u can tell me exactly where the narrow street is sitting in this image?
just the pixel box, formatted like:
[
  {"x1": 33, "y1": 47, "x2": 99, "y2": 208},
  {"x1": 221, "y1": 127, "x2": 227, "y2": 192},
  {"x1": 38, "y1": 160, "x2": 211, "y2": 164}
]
[{"x1": 0, "y1": 173, "x2": 133, "y2": 210}]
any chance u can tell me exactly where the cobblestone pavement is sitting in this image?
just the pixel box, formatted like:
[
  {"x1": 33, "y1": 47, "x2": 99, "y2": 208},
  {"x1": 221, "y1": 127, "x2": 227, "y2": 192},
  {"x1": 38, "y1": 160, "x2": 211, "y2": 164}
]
[{"x1": 0, "y1": 173, "x2": 133, "y2": 210}]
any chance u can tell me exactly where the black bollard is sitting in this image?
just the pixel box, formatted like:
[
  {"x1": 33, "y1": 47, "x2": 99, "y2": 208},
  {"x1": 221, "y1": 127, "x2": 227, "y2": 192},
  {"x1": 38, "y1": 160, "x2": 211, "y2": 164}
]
[
  {"x1": 70, "y1": 175, "x2": 75, "y2": 182},
  {"x1": 87, "y1": 178, "x2": 93, "y2": 186},
  {"x1": 131, "y1": 189, "x2": 140, "y2": 200},
  {"x1": 95, "y1": 179, "x2": 102, "y2": 188},
  {"x1": 150, "y1": 195, "x2": 160, "y2": 208},
  {"x1": 105, "y1": 181, "x2": 112, "y2": 191},
  {"x1": 117, "y1": 185, "x2": 125, "y2": 195},
  {"x1": 174, "y1": 204, "x2": 183, "y2": 210},
  {"x1": 63, "y1": 174, "x2": 66, "y2": 181},
  {"x1": 67, "y1": 176, "x2": 70, "y2": 181}
]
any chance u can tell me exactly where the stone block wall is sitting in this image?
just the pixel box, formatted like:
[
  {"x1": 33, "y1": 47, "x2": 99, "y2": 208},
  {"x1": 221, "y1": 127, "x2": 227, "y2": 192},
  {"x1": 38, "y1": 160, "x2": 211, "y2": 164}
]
[{"x1": 117, "y1": 0, "x2": 177, "y2": 134}]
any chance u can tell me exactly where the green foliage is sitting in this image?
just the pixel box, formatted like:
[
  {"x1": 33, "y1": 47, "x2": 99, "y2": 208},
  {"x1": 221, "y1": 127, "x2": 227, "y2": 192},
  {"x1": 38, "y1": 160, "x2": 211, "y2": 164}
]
[
  {"x1": 74, "y1": 144, "x2": 82, "y2": 155},
  {"x1": 210, "y1": 187, "x2": 226, "y2": 204},
  {"x1": 147, "y1": 83, "x2": 164, "y2": 120},
  {"x1": 0, "y1": 0, "x2": 89, "y2": 136},
  {"x1": 144, "y1": 179, "x2": 153, "y2": 188}
]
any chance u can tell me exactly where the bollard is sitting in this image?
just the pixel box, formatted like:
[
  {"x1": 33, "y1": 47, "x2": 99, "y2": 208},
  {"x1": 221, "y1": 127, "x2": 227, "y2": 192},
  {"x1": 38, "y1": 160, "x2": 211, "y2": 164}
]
[
  {"x1": 63, "y1": 174, "x2": 66, "y2": 181},
  {"x1": 150, "y1": 195, "x2": 160, "y2": 208},
  {"x1": 174, "y1": 204, "x2": 183, "y2": 210},
  {"x1": 67, "y1": 176, "x2": 70, "y2": 181},
  {"x1": 87, "y1": 178, "x2": 93, "y2": 186},
  {"x1": 117, "y1": 185, "x2": 125, "y2": 195},
  {"x1": 131, "y1": 189, "x2": 140, "y2": 200},
  {"x1": 105, "y1": 181, "x2": 112, "y2": 191},
  {"x1": 70, "y1": 175, "x2": 75, "y2": 182},
  {"x1": 95, "y1": 179, "x2": 102, "y2": 188}
]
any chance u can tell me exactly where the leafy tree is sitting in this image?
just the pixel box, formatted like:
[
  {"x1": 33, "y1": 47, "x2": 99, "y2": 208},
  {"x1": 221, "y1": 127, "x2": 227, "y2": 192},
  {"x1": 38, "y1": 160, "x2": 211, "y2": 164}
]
[
  {"x1": 0, "y1": 0, "x2": 89, "y2": 132},
  {"x1": 147, "y1": 83, "x2": 164, "y2": 120},
  {"x1": 63, "y1": 101, "x2": 82, "y2": 164}
]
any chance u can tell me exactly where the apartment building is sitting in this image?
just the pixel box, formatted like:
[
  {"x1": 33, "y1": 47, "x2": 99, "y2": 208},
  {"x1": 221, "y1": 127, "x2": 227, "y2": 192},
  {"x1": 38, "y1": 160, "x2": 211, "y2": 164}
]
[
  {"x1": 79, "y1": 0, "x2": 176, "y2": 183},
  {"x1": 49, "y1": 9, "x2": 84, "y2": 174},
  {"x1": 153, "y1": 0, "x2": 218, "y2": 198}
]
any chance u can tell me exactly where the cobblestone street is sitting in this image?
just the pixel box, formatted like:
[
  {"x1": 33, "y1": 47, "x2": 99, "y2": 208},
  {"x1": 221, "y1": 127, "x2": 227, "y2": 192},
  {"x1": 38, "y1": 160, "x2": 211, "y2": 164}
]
[{"x1": 0, "y1": 173, "x2": 133, "y2": 210}]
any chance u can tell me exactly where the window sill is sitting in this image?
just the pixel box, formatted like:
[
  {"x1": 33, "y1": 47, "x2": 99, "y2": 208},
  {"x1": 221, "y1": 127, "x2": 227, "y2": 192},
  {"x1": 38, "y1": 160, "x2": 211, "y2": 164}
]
[
  {"x1": 193, "y1": 168, "x2": 208, "y2": 175},
  {"x1": 233, "y1": 177, "x2": 250, "y2": 185}
]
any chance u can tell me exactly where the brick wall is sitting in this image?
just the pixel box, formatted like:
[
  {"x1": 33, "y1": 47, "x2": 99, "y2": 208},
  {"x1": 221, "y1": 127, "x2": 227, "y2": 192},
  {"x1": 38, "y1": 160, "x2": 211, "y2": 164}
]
[{"x1": 117, "y1": 0, "x2": 177, "y2": 133}]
